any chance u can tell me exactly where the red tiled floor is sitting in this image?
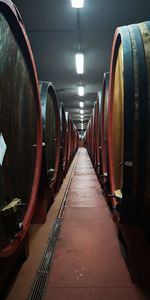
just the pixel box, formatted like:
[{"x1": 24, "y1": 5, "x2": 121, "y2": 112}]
[
  {"x1": 45, "y1": 287, "x2": 148, "y2": 300},
  {"x1": 44, "y1": 148, "x2": 150, "y2": 300},
  {"x1": 66, "y1": 191, "x2": 105, "y2": 207},
  {"x1": 46, "y1": 248, "x2": 133, "y2": 288}
]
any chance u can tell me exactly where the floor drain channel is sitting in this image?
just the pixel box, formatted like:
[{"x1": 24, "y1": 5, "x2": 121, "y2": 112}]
[
  {"x1": 28, "y1": 218, "x2": 61, "y2": 300},
  {"x1": 28, "y1": 153, "x2": 79, "y2": 300}
]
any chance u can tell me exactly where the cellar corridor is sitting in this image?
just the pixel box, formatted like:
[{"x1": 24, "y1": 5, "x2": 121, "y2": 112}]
[
  {"x1": 43, "y1": 148, "x2": 149, "y2": 300},
  {"x1": 6, "y1": 148, "x2": 150, "y2": 300}
]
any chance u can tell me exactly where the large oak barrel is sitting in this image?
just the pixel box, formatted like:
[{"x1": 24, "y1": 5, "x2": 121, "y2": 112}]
[
  {"x1": 95, "y1": 92, "x2": 102, "y2": 175},
  {"x1": 65, "y1": 112, "x2": 72, "y2": 170},
  {"x1": 53, "y1": 102, "x2": 67, "y2": 190},
  {"x1": 90, "y1": 111, "x2": 95, "y2": 163},
  {"x1": 39, "y1": 81, "x2": 61, "y2": 192},
  {"x1": 86, "y1": 117, "x2": 92, "y2": 157},
  {"x1": 93, "y1": 102, "x2": 97, "y2": 168},
  {"x1": 71, "y1": 123, "x2": 78, "y2": 158},
  {"x1": 101, "y1": 73, "x2": 109, "y2": 184},
  {"x1": 108, "y1": 21, "x2": 150, "y2": 223},
  {"x1": 0, "y1": 0, "x2": 42, "y2": 256},
  {"x1": 59, "y1": 103, "x2": 68, "y2": 177},
  {"x1": 70, "y1": 120, "x2": 74, "y2": 161}
]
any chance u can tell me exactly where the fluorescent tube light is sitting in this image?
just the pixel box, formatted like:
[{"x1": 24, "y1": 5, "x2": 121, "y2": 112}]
[
  {"x1": 71, "y1": 0, "x2": 84, "y2": 8},
  {"x1": 81, "y1": 123, "x2": 84, "y2": 130},
  {"x1": 75, "y1": 53, "x2": 84, "y2": 74},
  {"x1": 80, "y1": 109, "x2": 84, "y2": 114},
  {"x1": 78, "y1": 86, "x2": 84, "y2": 96},
  {"x1": 79, "y1": 101, "x2": 84, "y2": 108}
]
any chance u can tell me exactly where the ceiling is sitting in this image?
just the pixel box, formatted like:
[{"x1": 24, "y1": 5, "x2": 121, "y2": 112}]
[{"x1": 13, "y1": 0, "x2": 150, "y2": 130}]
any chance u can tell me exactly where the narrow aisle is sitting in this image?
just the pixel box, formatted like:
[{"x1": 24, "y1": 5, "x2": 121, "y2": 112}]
[{"x1": 44, "y1": 148, "x2": 147, "y2": 300}]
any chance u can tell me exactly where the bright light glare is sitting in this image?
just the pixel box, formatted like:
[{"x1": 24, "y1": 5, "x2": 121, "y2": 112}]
[
  {"x1": 81, "y1": 123, "x2": 84, "y2": 130},
  {"x1": 78, "y1": 86, "x2": 84, "y2": 96},
  {"x1": 79, "y1": 101, "x2": 84, "y2": 108},
  {"x1": 80, "y1": 109, "x2": 84, "y2": 114},
  {"x1": 75, "y1": 53, "x2": 84, "y2": 74},
  {"x1": 71, "y1": 0, "x2": 84, "y2": 8}
]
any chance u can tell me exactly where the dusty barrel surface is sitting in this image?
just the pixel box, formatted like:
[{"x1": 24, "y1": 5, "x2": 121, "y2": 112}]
[
  {"x1": 101, "y1": 73, "x2": 109, "y2": 181},
  {"x1": 86, "y1": 118, "x2": 92, "y2": 156},
  {"x1": 39, "y1": 81, "x2": 61, "y2": 191},
  {"x1": 108, "y1": 21, "x2": 150, "y2": 223},
  {"x1": 91, "y1": 111, "x2": 95, "y2": 163},
  {"x1": 59, "y1": 103, "x2": 68, "y2": 176},
  {"x1": 71, "y1": 123, "x2": 78, "y2": 158},
  {"x1": 93, "y1": 102, "x2": 97, "y2": 167},
  {"x1": 95, "y1": 91, "x2": 102, "y2": 175},
  {"x1": 65, "y1": 112, "x2": 72, "y2": 169},
  {"x1": 0, "y1": 0, "x2": 42, "y2": 255}
]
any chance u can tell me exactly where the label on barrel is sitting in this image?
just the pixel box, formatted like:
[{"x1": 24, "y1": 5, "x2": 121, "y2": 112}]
[
  {"x1": 0, "y1": 133, "x2": 7, "y2": 166},
  {"x1": 125, "y1": 161, "x2": 133, "y2": 167}
]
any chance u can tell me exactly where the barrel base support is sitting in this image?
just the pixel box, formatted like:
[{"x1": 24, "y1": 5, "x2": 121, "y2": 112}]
[
  {"x1": 0, "y1": 234, "x2": 29, "y2": 297},
  {"x1": 118, "y1": 223, "x2": 150, "y2": 283},
  {"x1": 32, "y1": 189, "x2": 54, "y2": 224},
  {"x1": 55, "y1": 172, "x2": 63, "y2": 193}
]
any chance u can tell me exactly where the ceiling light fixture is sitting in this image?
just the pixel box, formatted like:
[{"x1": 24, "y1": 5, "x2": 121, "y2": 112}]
[
  {"x1": 81, "y1": 123, "x2": 84, "y2": 130},
  {"x1": 79, "y1": 101, "x2": 84, "y2": 108},
  {"x1": 71, "y1": 0, "x2": 84, "y2": 8},
  {"x1": 80, "y1": 109, "x2": 84, "y2": 114},
  {"x1": 78, "y1": 86, "x2": 84, "y2": 96},
  {"x1": 75, "y1": 53, "x2": 84, "y2": 74}
]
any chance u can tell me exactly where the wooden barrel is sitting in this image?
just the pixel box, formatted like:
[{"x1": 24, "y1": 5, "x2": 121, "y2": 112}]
[
  {"x1": 0, "y1": 0, "x2": 42, "y2": 256},
  {"x1": 70, "y1": 120, "x2": 74, "y2": 160},
  {"x1": 91, "y1": 111, "x2": 95, "y2": 163},
  {"x1": 86, "y1": 117, "x2": 92, "y2": 157},
  {"x1": 101, "y1": 73, "x2": 109, "y2": 184},
  {"x1": 39, "y1": 81, "x2": 61, "y2": 191},
  {"x1": 65, "y1": 112, "x2": 72, "y2": 170},
  {"x1": 59, "y1": 103, "x2": 68, "y2": 177},
  {"x1": 95, "y1": 92, "x2": 102, "y2": 175},
  {"x1": 108, "y1": 21, "x2": 150, "y2": 223},
  {"x1": 72, "y1": 123, "x2": 78, "y2": 157},
  {"x1": 85, "y1": 123, "x2": 89, "y2": 153},
  {"x1": 93, "y1": 102, "x2": 97, "y2": 168}
]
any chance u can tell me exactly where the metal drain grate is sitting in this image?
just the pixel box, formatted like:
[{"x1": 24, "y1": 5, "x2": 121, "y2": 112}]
[
  {"x1": 28, "y1": 153, "x2": 79, "y2": 300},
  {"x1": 28, "y1": 218, "x2": 61, "y2": 300},
  {"x1": 29, "y1": 272, "x2": 48, "y2": 300}
]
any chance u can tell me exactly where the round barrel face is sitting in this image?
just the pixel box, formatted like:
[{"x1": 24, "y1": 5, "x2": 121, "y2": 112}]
[
  {"x1": 112, "y1": 45, "x2": 124, "y2": 190},
  {"x1": 108, "y1": 22, "x2": 150, "y2": 222},
  {"x1": 46, "y1": 91, "x2": 57, "y2": 178},
  {"x1": 91, "y1": 113, "x2": 94, "y2": 160},
  {"x1": 0, "y1": 4, "x2": 40, "y2": 250},
  {"x1": 101, "y1": 74, "x2": 109, "y2": 176},
  {"x1": 93, "y1": 107, "x2": 96, "y2": 163},
  {"x1": 96, "y1": 93, "x2": 102, "y2": 173},
  {"x1": 66, "y1": 113, "x2": 71, "y2": 167},
  {"x1": 60, "y1": 105, "x2": 67, "y2": 173},
  {"x1": 40, "y1": 82, "x2": 60, "y2": 189}
]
